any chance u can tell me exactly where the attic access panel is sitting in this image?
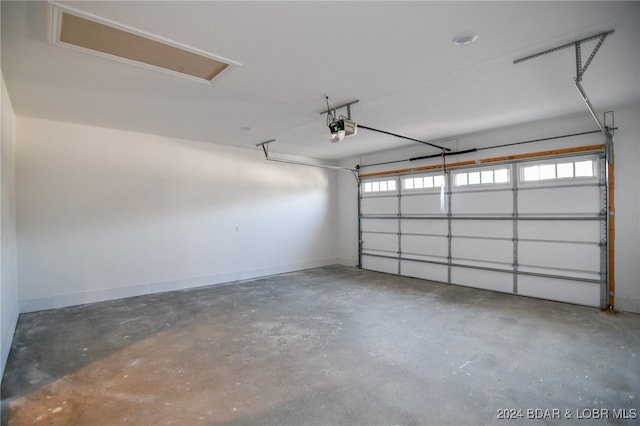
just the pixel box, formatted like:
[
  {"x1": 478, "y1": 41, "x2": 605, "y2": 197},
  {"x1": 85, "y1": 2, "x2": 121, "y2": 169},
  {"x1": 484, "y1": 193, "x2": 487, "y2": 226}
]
[{"x1": 51, "y1": 5, "x2": 239, "y2": 83}]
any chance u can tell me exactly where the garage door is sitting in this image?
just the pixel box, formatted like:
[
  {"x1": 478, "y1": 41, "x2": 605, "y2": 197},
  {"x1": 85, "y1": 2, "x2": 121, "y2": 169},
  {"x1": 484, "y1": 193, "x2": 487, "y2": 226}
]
[{"x1": 360, "y1": 151, "x2": 607, "y2": 308}]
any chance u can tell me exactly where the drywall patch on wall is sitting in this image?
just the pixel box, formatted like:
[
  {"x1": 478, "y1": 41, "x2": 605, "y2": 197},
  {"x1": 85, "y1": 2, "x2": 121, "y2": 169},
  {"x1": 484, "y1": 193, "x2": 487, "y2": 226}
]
[
  {"x1": 1, "y1": 71, "x2": 20, "y2": 378},
  {"x1": 16, "y1": 117, "x2": 338, "y2": 310}
]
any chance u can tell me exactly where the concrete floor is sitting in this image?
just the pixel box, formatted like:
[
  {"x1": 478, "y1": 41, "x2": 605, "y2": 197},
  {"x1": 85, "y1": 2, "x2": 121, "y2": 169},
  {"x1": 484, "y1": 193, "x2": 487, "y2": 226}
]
[{"x1": 1, "y1": 265, "x2": 639, "y2": 425}]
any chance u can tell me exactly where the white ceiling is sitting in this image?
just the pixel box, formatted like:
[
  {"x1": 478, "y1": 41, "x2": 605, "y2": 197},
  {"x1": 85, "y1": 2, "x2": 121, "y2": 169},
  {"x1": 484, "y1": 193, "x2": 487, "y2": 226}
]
[{"x1": 2, "y1": 1, "x2": 639, "y2": 160}]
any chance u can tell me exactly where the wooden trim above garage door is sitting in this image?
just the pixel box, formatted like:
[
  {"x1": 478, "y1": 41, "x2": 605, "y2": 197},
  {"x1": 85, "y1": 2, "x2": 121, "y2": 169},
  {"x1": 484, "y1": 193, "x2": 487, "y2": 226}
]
[{"x1": 359, "y1": 144, "x2": 605, "y2": 179}]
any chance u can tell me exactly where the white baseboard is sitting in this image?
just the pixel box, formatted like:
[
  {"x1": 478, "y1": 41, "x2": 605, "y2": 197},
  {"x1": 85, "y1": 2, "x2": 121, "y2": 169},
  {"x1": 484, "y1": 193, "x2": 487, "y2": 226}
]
[
  {"x1": 19, "y1": 258, "x2": 339, "y2": 314},
  {"x1": 615, "y1": 296, "x2": 640, "y2": 314},
  {"x1": 1, "y1": 301, "x2": 20, "y2": 378}
]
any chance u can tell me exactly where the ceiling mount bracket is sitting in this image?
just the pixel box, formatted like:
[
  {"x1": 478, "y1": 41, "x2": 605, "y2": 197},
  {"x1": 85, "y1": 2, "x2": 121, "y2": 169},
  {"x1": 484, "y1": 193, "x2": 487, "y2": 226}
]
[
  {"x1": 514, "y1": 30, "x2": 614, "y2": 136},
  {"x1": 319, "y1": 99, "x2": 360, "y2": 120},
  {"x1": 513, "y1": 30, "x2": 614, "y2": 73},
  {"x1": 574, "y1": 31, "x2": 612, "y2": 82}
]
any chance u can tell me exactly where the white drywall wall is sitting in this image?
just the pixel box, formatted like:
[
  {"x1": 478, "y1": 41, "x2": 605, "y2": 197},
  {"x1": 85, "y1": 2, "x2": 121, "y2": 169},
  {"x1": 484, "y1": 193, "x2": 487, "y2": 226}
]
[
  {"x1": 337, "y1": 107, "x2": 640, "y2": 313},
  {"x1": 612, "y1": 105, "x2": 640, "y2": 313},
  {"x1": 1, "y1": 72, "x2": 19, "y2": 378},
  {"x1": 336, "y1": 159, "x2": 359, "y2": 267},
  {"x1": 16, "y1": 118, "x2": 338, "y2": 312}
]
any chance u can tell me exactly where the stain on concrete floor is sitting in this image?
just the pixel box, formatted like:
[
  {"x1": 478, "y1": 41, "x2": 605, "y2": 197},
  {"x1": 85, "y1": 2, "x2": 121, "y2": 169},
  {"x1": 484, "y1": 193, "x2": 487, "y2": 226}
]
[{"x1": 2, "y1": 265, "x2": 639, "y2": 425}]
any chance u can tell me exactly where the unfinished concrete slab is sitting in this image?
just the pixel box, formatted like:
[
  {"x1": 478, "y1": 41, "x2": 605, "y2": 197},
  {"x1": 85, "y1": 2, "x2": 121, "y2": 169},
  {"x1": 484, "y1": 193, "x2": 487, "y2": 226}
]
[{"x1": 2, "y1": 265, "x2": 639, "y2": 425}]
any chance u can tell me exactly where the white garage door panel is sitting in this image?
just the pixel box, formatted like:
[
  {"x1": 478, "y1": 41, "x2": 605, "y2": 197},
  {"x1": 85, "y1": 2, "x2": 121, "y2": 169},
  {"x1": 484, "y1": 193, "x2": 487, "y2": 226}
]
[
  {"x1": 362, "y1": 255, "x2": 397, "y2": 274},
  {"x1": 519, "y1": 186, "x2": 600, "y2": 215},
  {"x1": 452, "y1": 220, "x2": 512, "y2": 239},
  {"x1": 452, "y1": 237, "x2": 513, "y2": 264},
  {"x1": 361, "y1": 218, "x2": 397, "y2": 233},
  {"x1": 401, "y1": 193, "x2": 442, "y2": 215},
  {"x1": 455, "y1": 259, "x2": 512, "y2": 271},
  {"x1": 518, "y1": 276, "x2": 600, "y2": 307},
  {"x1": 402, "y1": 260, "x2": 448, "y2": 283},
  {"x1": 518, "y1": 221, "x2": 600, "y2": 243},
  {"x1": 362, "y1": 232, "x2": 398, "y2": 252},
  {"x1": 361, "y1": 196, "x2": 398, "y2": 215},
  {"x1": 452, "y1": 191, "x2": 512, "y2": 215},
  {"x1": 451, "y1": 267, "x2": 513, "y2": 293},
  {"x1": 403, "y1": 253, "x2": 448, "y2": 264},
  {"x1": 518, "y1": 265, "x2": 600, "y2": 281},
  {"x1": 402, "y1": 235, "x2": 448, "y2": 257},
  {"x1": 519, "y1": 241, "x2": 600, "y2": 273},
  {"x1": 401, "y1": 219, "x2": 448, "y2": 235},
  {"x1": 359, "y1": 153, "x2": 606, "y2": 309}
]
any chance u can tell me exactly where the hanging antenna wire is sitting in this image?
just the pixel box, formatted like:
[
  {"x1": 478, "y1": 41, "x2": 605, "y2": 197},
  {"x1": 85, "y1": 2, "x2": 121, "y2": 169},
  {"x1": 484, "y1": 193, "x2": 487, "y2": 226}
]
[{"x1": 325, "y1": 95, "x2": 337, "y2": 127}]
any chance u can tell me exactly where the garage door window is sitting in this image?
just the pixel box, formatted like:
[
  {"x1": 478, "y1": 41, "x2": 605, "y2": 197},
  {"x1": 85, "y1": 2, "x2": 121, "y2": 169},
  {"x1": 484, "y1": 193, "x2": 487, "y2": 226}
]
[
  {"x1": 402, "y1": 174, "x2": 445, "y2": 191},
  {"x1": 362, "y1": 178, "x2": 398, "y2": 194},
  {"x1": 453, "y1": 167, "x2": 510, "y2": 188},
  {"x1": 520, "y1": 157, "x2": 597, "y2": 183}
]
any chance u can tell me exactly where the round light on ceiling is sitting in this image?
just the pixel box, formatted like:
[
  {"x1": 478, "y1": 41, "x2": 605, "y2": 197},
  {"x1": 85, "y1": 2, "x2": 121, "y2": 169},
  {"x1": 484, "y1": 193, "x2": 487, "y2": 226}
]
[{"x1": 452, "y1": 32, "x2": 478, "y2": 46}]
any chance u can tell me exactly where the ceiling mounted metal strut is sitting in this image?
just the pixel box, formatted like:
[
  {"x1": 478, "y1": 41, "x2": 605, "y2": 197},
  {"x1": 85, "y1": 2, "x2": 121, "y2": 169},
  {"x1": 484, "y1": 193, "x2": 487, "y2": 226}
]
[
  {"x1": 513, "y1": 30, "x2": 614, "y2": 71},
  {"x1": 513, "y1": 30, "x2": 615, "y2": 135},
  {"x1": 320, "y1": 99, "x2": 359, "y2": 120}
]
